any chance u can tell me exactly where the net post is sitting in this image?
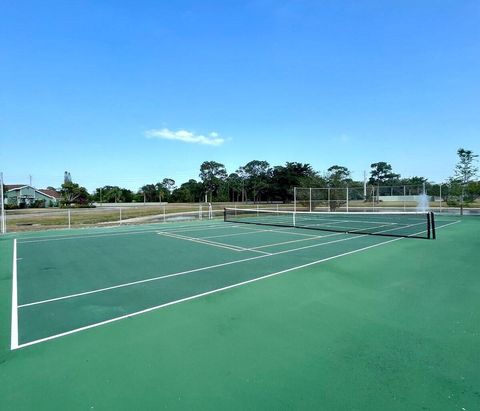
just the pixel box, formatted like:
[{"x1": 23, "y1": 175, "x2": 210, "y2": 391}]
[
  {"x1": 426, "y1": 211, "x2": 431, "y2": 239},
  {"x1": 223, "y1": 208, "x2": 227, "y2": 222},
  {"x1": 430, "y1": 212, "x2": 436, "y2": 239}
]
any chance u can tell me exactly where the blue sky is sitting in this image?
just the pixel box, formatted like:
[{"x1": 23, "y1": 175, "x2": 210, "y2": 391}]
[{"x1": 1, "y1": 0, "x2": 479, "y2": 192}]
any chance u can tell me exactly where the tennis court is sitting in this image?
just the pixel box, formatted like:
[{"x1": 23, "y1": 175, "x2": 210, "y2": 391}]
[
  {"x1": 12, "y1": 210, "x2": 440, "y2": 348},
  {"x1": 1, "y1": 211, "x2": 479, "y2": 410}
]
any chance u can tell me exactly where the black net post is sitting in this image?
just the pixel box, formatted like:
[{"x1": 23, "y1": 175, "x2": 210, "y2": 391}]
[
  {"x1": 427, "y1": 212, "x2": 431, "y2": 239},
  {"x1": 430, "y1": 212, "x2": 436, "y2": 239}
]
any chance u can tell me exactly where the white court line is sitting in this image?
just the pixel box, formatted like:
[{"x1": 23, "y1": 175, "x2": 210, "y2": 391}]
[
  {"x1": 300, "y1": 217, "x2": 397, "y2": 226},
  {"x1": 155, "y1": 224, "x2": 231, "y2": 234},
  {"x1": 202, "y1": 228, "x2": 282, "y2": 239},
  {"x1": 10, "y1": 239, "x2": 18, "y2": 350},
  {"x1": 299, "y1": 219, "x2": 425, "y2": 236},
  {"x1": 351, "y1": 220, "x2": 426, "y2": 235},
  {"x1": 18, "y1": 232, "x2": 362, "y2": 309},
  {"x1": 17, "y1": 222, "x2": 227, "y2": 244},
  {"x1": 158, "y1": 223, "x2": 319, "y2": 238},
  {"x1": 168, "y1": 218, "x2": 428, "y2": 254},
  {"x1": 13, "y1": 220, "x2": 461, "y2": 349},
  {"x1": 18, "y1": 219, "x2": 461, "y2": 310},
  {"x1": 14, "y1": 235, "x2": 404, "y2": 349},
  {"x1": 305, "y1": 222, "x2": 397, "y2": 232},
  {"x1": 250, "y1": 232, "x2": 342, "y2": 250},
  {"x1": 427, "y1": 220, "x2": 461, "y2": 232},
  {"x1": 231, "y1": 214, "x2": 431, "y2": 236},
  {"x1": 159, "y1": 231, "x2": 247, "y2": 252},
  {"x1": 203, "y1": 227, "x2": 321, "y2": 240},
  {"x1": 158, "y1": 231, "x2": 272, "y2": 255},
  {"x1": 18, "y1": 228, "x2": 168, "y2": 244},
  {"x1": 263, "y1": 227, "x2": 325, "y2": 237}
]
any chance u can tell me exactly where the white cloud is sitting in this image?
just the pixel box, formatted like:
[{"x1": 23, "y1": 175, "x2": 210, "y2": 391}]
[{"x1": 145, "y1": 128, "x2": 225, "y2": 146}]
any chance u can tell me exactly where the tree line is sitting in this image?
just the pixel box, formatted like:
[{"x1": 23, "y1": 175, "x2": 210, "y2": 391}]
[{"x1": 57, "y1": 148, "x2": 479, "y2": 207}]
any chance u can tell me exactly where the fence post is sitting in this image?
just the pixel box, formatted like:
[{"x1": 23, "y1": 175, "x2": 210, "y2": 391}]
[
  {"x1": 439, "y1": 184, "x2": 442, "y2": 212},
  {"x1": 293, "y1": 187, "x2": 297, "y2": 214},
  {"x1": 309, "y1": 187, "x2": 312, "y2": 212},
  {"x1": 346, "y1": 186, "x2": 349, "y2": 212}
]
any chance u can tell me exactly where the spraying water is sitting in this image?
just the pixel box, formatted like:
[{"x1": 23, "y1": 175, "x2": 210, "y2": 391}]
[{"x1": 417, "y1": 182, "x2": 429, "y2": 212}]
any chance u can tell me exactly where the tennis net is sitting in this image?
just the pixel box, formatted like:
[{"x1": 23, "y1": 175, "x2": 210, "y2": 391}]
[{"x1": 224, "y1": 208, "x2": 436, "y2": 239}]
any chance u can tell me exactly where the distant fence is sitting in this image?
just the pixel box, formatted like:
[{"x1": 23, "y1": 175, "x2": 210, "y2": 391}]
[
  {"x1": 3, "y1": 203, "x2": 212, "y2": 233},
  {"x1": 1, "y1": 202, "x2": 295, "y2": 233},
  {"x1": 2, "y1": 193, "x2": 479, "y2": 234},
  {"x1": 93, "y1": 202, "x2": 168, "y2": 207},
  {"x1": 294, "y1": 185, "x2": 480, "y2": 213}
]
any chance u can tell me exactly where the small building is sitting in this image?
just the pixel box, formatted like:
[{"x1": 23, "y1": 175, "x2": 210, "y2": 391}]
[{"x1": 4, "y1": 185, "x2": 61, "y2": 208}]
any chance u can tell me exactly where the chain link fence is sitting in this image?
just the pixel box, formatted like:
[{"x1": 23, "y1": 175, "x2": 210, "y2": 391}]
[
  {"x1": 2, "y1": 183, "x2": 479, "y2": 233},
  {"x1": 2, "y1": 203, "x2": 222, "y2": 233},
  {"x1": 294, "y1": 184, "x2": 480, "y2": 214}
]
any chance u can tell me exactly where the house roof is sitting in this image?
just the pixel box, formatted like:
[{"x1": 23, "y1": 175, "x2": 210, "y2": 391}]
[
  {"x1": 4, "y1": 184, "x2": 60, "y2": 200},
  {"x1": 38, "y1": 189, "x2": 61, "y2": 199},
  {"x1": 4, "y1": 184, "x2": 25, "y2": 191}
]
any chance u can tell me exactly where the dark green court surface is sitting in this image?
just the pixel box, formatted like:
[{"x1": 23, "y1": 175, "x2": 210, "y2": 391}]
[{"x1": 0, "y1": 215, "x2": 478, "y2": 410}]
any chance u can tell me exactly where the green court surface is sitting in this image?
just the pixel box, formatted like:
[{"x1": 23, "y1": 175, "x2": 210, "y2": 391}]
[{"x1": 0, "y1": 215, "x2": 479, "y2": 410}]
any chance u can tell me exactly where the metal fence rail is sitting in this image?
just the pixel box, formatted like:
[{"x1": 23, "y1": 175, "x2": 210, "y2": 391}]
[{"x1": 294, "y1": 184, "x2": 480, "y2": 213}]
